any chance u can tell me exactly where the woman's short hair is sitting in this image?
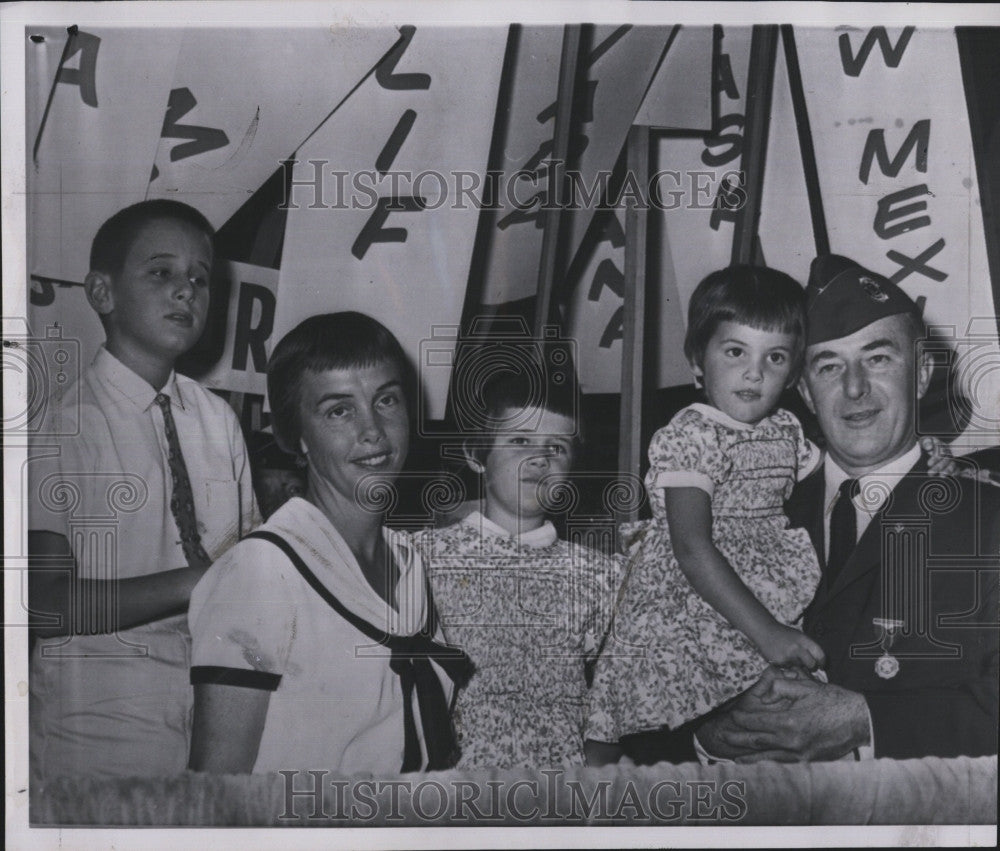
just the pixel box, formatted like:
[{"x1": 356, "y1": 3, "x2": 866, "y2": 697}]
[
  {"x1": 267, "y1": 312, "x2": 414, "y2": 456},
  {"x1": 684, "y1": 265, "x2": 807, "y2": 373}
]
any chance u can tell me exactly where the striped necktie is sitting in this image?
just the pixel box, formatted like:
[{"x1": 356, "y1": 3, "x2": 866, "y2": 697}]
[{"x1": 155, "y1": 392, "x2": 212, "y2": 570}]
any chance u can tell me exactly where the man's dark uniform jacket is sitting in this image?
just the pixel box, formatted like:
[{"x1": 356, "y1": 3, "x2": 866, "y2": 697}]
[{"x1": 787, "y1": 454, "x2": 1000, "y2": 759}]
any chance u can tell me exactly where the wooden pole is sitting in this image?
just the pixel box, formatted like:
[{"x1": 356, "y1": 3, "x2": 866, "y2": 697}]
[
  {"x1": 732, "y1": 25, "x2": 778, "y2": 266},
  {"x1": 956, "y1": 27, "x2": 1000, "y2": 341},
  {"x1": 780, "y1": 25, "x2": 830, "y2": 257},
  {"x1": 618, "y1": 125, "x2": 650, "y2": 523},
  {"x1": 533, "y1": 24, "x2": 581, "y2": 336}
]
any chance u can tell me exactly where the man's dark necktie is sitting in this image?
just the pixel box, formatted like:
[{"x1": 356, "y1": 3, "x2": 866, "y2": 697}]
[
  {"x1": 155, "y1": 392, "x2": 212, "y2": 571},
  {"x1": 827, "y1": 478, "x2": 860, "y2": 582}
]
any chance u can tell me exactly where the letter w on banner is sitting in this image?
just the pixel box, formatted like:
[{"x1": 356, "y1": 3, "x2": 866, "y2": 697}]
[
  {"x1": 796, "y1": 26, "x2": 1000, "y2": 446},
  {"x1": 273, "y1": 26, "x2": 508, "y2": 420}
]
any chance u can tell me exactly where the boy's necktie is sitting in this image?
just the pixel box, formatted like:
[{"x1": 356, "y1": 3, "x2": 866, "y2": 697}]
[
  {"x1": 155, "y1": 393, "x2": 212, "y2": 570},
  {"x1": 827, "y1": 478, "x2": 859, "y2": 582}
]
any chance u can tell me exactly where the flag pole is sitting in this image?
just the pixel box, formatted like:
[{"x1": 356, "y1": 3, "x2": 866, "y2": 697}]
[
  {"x1": 533, "y1": 24, "x2": 582, "y2": 336},
  {"x1": 732, "y1": 25, "x2": 778, "y2": 266},
  {"x1": 780, "y1": 25, "x2": 830, "y2": 257},
  {"x1": 956, "y1": 27, "x2": 1000, "y2": 341},
  {"x1": 617, "y1": 124, "x2": 651, "y2": 523}
]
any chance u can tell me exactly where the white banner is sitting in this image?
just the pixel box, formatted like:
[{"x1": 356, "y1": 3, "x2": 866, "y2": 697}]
[
  {"x1": 757, "y1": 29, "x2": 818, "y2": 285},
  {"x1": 565, "y1": 27, "x2": 714, "y2": 394},
  {"x1": 634, "y1": 25, "x2": 714, "y2": 130},
  {"x1": 146, "y1": 28, "x2": 399, "y2": 229},
  {"x1": 797, "y1": 25, "x2": 999, "y2": 446},
  {"x1": 273, "y1": 25, "x2": 508, "y2": 419},
  {"x1": 650, "y1": 25, "x2": 752, "y2": 388},
  {"x1": 477, "y1": 26, "x2": 563, "y2": 307},
  {"x1": 197, "y1": 262, "x2": 279, "y2": 397},
  {"x1": 564, "y1": 25, "x2": 675, "y2": 263},
  {"x1": 27, "y1": 26, "x2": 183, "y2": 365},
  {"x1": 478, "y1": 25, "x2": 675, "y2": 308}
]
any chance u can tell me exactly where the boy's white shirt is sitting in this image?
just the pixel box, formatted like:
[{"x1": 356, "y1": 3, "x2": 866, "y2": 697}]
[
  {"x1": 28, "y1": 345, "x2": 260, "y2": 782},
  {"x1": 30, "y1": 345, "x2": 260, "y2": 566}
]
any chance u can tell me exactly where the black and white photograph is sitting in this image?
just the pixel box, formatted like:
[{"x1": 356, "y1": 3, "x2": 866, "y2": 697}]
[{"x1": 2, "y1": 1, "x2": 998, "y2": 847}]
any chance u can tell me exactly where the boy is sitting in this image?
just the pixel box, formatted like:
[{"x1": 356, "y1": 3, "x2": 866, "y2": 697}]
[
  {"x1": 414, "y1": 365, "x2": 622, "y2": 769},
  {"x1": 28, "y1": 200, "x2": 259, "y2": 784}
]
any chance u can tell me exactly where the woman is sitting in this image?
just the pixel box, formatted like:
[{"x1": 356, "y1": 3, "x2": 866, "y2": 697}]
[{"x1": 187, "y1": 312, "x2": 471, "y2": 774}]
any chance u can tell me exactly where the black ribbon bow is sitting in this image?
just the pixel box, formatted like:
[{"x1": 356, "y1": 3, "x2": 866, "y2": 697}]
[{"x1": 245, "y1": 530, "x2": 473, "y2": 772}]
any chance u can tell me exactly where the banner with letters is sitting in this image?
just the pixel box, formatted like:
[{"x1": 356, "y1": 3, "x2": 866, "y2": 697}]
[
  {"x1": 796, "y1": 25, "x2": 1000, "y2": 442},
  {"x1": 637, "y1": 26, "x2": 754, "y2": 391},
  {"x1": 272, "y1": 25, "x2": 508, "y2": 420},
  {"x1": 564, "y1": 25, "x2": 714, "y2": 393},
  {"x1": 145, "y1": 28, "x2": 399, "y2": 228},
  {"x1": 26, "y1": 26, "x2": 399, "y2": 373},
  {"x1": 20, "y1": 23, "x2": 999, "y2": 439},
  {"x1": 197, "y1": 262, "x2": 279, "y2": 397},
  {"x1": 478, "y1": 25, "x2": 676, "y2": 309},
  {"x1": 27, "y1": 26, "x2": 183, "y2": 366}
]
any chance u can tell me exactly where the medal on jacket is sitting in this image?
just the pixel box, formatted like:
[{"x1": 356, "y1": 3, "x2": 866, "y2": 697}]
[{"x1": 873, "y1": 617, "x2": 903, "y2": 679}]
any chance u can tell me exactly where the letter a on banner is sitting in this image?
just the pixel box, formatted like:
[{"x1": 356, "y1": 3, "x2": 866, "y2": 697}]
[
  {"x1": 648, "y1": 26, "x2": 754, "y2": 388},
  {"x1": 27, "y1": 26, "x2": 183, "y2": 368},
  {"x1": 565, "y1": 25, "x2": 714, "y2": 393},
  {"x1": 274, "y1": 26, "x2": 507, "y2": 420}
]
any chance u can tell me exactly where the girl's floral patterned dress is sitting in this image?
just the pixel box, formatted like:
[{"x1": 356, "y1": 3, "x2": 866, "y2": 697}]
[
  {"x1": 587, "y1": 402, "x2": 822, "y2": 742},
  {"x1": 415, "y1": 512, "x2": 620, "y2": 769}
]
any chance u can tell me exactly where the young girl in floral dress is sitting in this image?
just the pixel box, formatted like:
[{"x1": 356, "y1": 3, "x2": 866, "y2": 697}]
[
  {"x1": 586, "y1": 265, "x2": 948, "y2": 763},
  {"x1": 416, "y1": 366, "x2": 621, "y2": 769}
]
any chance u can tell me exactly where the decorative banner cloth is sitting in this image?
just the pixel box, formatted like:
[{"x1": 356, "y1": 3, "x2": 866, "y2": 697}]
[
  {"x1": 648, "y1": 25, "x2": 753, "y2": 389},
  {"x1": 27, "y1": 26, "x2": 183, "y2": 288},
  {"x1": 197, "y1": 262, "x2": 279, "y2": 397},
  {"x1": 634, "y1": 25, "x2": 714, "y2": 130},
  {"x1": 273, "y1": 25, "x2": 508, "y2": 420},
  {"x1": 756, "y1": 27, "x2": 819, "y2": 284},
  {"x1": 145, "y1": 27, "x2": 400, "y2": 228},
  {"x1": 565, "y1": 25, "x2": 714, "y2": 393},
  {"x1": 796, "y1": 26, "x2": 1000, "y2": 444},
  {"x1": 27, "y1": 26, "x2": 183, "y2": 366}
]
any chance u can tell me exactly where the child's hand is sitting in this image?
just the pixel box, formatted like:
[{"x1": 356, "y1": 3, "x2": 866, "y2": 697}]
[
  {"x1": 754, "y1": 664, "x2": 814, "y2": 705},
  {"x1": 921, "y1": 435, "x2": 958, "y2": 477},
  {"x1": 755, "y1": 623, "x2": 826, "y2": 670}
]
